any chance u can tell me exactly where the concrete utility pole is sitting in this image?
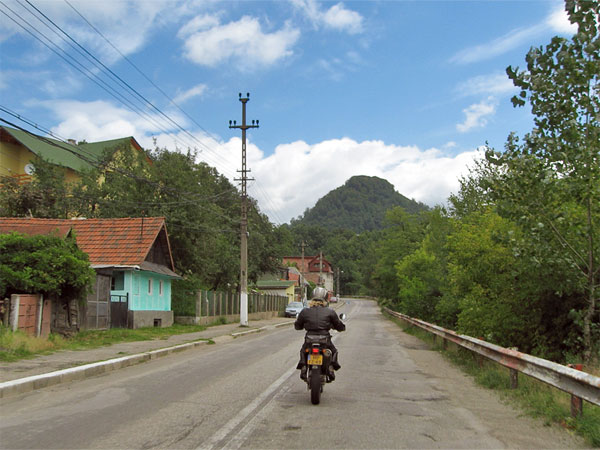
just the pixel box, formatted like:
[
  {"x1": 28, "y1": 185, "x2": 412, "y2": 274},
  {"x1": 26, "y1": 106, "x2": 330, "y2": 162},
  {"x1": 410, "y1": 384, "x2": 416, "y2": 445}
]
[
  {"x1": 336, "y1": 267, "x2": 340, "y2": 298},
  {"x1": 301, "y1": 241, "x2": 306, "y2": 301},
  {"x1": 229, "y1": 93, "x2": 258, "y2": 326},
  {"x1": 319, "y1": 250, "x2": 323, "y2": 286}
]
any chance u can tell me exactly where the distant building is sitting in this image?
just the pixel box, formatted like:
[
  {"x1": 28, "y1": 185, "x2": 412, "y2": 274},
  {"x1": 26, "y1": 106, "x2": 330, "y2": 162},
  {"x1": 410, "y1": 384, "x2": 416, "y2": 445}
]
[
  {"x1": 282, "y1": 255, "x2": 334, "y2": 293},
  {"x1": 255, "y1": 280, "x2": 296, "y2": 304}
]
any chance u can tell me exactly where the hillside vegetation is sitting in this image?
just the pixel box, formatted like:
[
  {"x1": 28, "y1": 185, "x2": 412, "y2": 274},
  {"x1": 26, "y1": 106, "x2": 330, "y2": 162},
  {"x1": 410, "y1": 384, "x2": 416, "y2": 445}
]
[{"x1": 292, "y1": 175, "x2": 428, "y2": 233}]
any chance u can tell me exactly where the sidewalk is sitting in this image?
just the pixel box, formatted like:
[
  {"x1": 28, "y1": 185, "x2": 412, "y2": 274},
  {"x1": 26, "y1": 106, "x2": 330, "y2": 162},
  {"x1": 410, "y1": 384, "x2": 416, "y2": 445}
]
[{"x1": 0, "y1": 316, "x2": 295, "y2": 399}]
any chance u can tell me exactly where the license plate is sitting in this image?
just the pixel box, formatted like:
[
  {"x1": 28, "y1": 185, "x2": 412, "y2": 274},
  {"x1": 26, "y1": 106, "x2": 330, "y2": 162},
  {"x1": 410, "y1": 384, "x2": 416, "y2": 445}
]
[{"x1": 308, "y1": 354, "x2": 323, "y2": 365}]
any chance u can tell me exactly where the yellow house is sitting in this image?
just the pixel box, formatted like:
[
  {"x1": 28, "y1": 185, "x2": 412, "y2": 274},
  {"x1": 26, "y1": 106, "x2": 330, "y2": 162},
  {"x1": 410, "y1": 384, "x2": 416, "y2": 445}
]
[
  {"x1": 255, "y1": 280, "x2": 296, "y2": 304},
  {"x1": 0, "y1": 125, "x2": 148, "y2": 184}
]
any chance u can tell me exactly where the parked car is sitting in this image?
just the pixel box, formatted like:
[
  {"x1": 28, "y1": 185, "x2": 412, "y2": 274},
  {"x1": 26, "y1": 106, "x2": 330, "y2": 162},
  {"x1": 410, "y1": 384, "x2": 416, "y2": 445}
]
[
  {"x1": 330, "y1": 296, "x2": 338, "y2": 303},
  {"x1": 285, "y1": 301, "x2": 305, "y2": 317}
]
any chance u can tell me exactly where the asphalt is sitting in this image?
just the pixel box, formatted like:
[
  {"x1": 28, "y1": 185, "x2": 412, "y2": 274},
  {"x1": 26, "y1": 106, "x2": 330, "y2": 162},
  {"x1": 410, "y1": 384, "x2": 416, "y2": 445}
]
[{"x1": 0, "y1": 316, "x2": 295, "y2": 399}]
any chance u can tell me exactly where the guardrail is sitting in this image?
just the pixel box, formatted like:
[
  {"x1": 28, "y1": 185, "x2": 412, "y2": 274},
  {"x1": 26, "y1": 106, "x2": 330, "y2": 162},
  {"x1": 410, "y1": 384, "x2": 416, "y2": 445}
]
[{"x1": 383, "y1": 307, "x2": 600, "y2": 416}]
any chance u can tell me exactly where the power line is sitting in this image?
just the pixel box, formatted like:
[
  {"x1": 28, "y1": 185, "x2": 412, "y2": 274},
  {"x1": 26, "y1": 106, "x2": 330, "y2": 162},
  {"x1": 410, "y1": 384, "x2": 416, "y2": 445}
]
[
  {"x1": 1, "y1": 1, "x2": 233, "y2": 176},
  {"x1": 60, "y1": 0, "x2": 246, "y2": 179},
  {"x1": 0, "y1": 115, "x2": 240, "y2": 224},
  {"x1": 3, "y1": 2, "x2": 288, "y2": 223},
  {"x1": 21, "y1": 0, "x2": 213, "y2": 154},
  {"x1": 63, "y1": 0, "x2": 224, "y2": 147}
]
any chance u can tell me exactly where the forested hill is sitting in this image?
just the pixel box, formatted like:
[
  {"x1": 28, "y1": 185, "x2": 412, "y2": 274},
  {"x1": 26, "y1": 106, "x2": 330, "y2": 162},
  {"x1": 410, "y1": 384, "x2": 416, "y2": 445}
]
[{"x1": 292, "y1": 175, "x2": 428, "y2": 233}]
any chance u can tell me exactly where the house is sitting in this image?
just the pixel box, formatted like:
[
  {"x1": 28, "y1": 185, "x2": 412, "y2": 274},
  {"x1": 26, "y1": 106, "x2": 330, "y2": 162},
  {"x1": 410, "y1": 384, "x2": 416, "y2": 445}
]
[
  {"x1": 258, "y1": 266, "x2": 309, "y2": 302},
  {"x1": 0, "y1": 125, "x2": 149, "y2": 184},
  {"x1": 0, "y1": 217, "x2": 181, "y2": 330},
  {"x1": 255, "y1": 280, "x2": 296, "y2": 304},
  {"x1": 282, "y1": 255, "x2": 334, "y2": 292}
]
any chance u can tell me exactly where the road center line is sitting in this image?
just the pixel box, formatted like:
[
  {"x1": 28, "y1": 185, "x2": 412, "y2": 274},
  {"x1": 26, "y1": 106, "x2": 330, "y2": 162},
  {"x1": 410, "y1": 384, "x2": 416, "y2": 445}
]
[
  {"x1": 196, "y1": 365, "x2": 297, "y2": 450},
  {"x1": 197, "y1": 304, "x2": 353, "y2": 450},
  {"x1": 220, "y1": 312, "x2": 352, "y2": 449}
]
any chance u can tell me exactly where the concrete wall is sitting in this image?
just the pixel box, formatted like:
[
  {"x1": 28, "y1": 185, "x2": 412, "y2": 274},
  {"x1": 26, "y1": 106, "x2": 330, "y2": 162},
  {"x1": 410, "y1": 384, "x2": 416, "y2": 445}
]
[
  {"x1": 128, "y1": 310, "x2": 173, "y2": 328},
  {"x1": 175, "y1": 310, "x2": 281, "y2": 326}
]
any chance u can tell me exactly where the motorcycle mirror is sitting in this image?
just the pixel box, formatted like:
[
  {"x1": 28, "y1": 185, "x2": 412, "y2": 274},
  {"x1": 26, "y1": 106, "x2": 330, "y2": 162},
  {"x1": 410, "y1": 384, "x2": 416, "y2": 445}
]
[{"x1": 339, "y1": 313, "x2": 347, "y2": 321}]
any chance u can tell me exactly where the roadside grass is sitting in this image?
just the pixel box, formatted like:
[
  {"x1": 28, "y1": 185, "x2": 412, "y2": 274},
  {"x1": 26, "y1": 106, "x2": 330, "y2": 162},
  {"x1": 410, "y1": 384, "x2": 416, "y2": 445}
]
[
  {"x1": 0, "y1": 319, "x2": 236, "y2": 363},
  {"x1": 385, "y1": 313, "x2": 600, "y2": 447}
]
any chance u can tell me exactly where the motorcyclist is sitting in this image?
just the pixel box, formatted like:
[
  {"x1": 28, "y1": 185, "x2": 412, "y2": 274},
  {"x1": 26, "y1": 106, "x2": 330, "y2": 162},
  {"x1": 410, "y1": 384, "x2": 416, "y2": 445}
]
[{"x1": 294, "y1": 286, "x2": 345, "y2": 382}]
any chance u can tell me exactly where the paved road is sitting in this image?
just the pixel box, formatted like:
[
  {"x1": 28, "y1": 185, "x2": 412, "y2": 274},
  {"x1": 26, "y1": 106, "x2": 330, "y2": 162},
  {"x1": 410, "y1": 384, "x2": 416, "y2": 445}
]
[{"x1": 0, "y1": 299, "x2": 583, "y2": 449}]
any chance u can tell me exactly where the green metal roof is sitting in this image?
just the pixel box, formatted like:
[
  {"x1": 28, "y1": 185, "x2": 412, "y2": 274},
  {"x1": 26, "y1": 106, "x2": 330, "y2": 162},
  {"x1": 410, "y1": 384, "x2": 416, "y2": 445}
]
[{"x1": 2, "y1": 126, "x2": 138, "y2": 172}]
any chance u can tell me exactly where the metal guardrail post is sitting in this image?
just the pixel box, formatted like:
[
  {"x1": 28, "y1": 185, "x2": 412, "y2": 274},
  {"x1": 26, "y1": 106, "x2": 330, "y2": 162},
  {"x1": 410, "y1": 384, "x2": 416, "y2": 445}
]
[
  {"x1": 568, "y1": 364, "x2": 584, "y2": 417},
  {"x1": 510, "y1": 369, "x2": 519, "y2": 389}
]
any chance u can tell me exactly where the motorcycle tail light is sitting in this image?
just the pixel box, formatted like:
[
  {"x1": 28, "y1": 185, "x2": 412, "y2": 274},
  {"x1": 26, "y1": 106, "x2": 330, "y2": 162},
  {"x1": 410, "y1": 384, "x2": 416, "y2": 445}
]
[{"x1": 312, "y1": 348, "x2": 319, "y2": 354}]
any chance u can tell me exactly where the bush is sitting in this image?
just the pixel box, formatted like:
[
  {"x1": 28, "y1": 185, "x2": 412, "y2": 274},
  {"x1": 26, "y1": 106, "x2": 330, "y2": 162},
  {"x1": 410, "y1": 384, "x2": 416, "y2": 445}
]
[
  {"x1": 171, "y1": 275, "x2": 204, "y2": 316},
  {"x1": 0, "y1": 232, "x2": 95, "y2": 301}
]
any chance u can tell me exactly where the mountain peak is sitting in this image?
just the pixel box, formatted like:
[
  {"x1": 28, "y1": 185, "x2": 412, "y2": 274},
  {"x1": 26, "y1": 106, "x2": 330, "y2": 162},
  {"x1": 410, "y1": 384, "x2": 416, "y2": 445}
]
[{"x1": 293, "y1": 175, "x2": 428, "y2": 232}]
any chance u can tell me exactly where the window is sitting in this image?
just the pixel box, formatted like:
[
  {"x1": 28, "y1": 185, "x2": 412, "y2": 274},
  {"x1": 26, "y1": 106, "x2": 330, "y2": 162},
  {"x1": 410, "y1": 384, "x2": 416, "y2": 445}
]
[
  {"x1": 159, "y1": 280, "x2": 163, "y2": 296},
  {"x1": 111, "y1": 271, "x2": 124, "y2": 290},
  {"x1": 148, "y1": 279, "x2": 153, "y2": 295}
]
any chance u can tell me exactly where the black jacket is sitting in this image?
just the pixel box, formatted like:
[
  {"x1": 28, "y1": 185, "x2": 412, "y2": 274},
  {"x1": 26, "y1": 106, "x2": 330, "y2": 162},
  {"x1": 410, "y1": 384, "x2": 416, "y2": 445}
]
[{"x1": 294, "y1": 306, "x2": 346, "y2": 335}]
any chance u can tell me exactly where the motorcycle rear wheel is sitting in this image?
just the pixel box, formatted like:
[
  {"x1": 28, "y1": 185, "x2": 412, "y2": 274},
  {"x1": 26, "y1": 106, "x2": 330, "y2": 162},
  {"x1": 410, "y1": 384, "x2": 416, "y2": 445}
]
[{"x1": 309, "y1": 368, "x2": 321, "y2": 405}]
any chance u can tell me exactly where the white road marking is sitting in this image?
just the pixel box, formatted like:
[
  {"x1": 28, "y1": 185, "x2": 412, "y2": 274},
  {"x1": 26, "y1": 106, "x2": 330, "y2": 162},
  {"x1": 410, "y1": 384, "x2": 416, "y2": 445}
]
[
  {"x1": 196, "y1": 365, "x2": 297, "y2": 450},
  {"x1": 198, "y1": 301, "x2": 357, "y2": 450}
]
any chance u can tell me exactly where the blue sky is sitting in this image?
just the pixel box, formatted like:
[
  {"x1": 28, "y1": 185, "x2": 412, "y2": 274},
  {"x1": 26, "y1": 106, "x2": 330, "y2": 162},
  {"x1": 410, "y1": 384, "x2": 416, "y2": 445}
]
[{"x1": 0, "y1": 0, "x2": 576, "y2": 224}]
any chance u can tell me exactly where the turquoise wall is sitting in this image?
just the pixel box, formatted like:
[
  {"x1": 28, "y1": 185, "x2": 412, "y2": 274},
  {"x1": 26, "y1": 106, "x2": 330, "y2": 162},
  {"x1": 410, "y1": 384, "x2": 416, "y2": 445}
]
[{"x1": 110, "y1": 270, "x2": 172, "y2": 311}]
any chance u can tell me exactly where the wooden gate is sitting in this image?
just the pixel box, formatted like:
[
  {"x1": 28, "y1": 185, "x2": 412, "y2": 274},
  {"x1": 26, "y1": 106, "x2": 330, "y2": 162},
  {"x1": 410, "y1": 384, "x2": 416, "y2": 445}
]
[
  {"x1": 110, "y1": 294, "x2": 129, "y2": 328},
  {"x1": 16, "y1": 294, "x2": 37, "y2": 335},
  {"x1": 86, "y1": 274, "x2": 111, "y2": 329}
]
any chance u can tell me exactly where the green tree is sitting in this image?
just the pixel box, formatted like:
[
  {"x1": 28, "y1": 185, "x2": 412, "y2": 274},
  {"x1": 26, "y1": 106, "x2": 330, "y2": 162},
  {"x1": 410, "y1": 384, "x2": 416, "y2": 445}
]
[
  {"x1": 0, "y1": 232, "x2": 94, "y2": 301},
  {"x1": 372, "y1": 207, "x2": 425, "y2": 301},
  {"x1": 395, "y1": 207, "x2": 452, "y2": 322},
  {"x1": 485, "y1": 0, "x2": 600, "y2": 361},
  {"x1": 0, "y1": 158, "x2": 73, "y2": 218}
]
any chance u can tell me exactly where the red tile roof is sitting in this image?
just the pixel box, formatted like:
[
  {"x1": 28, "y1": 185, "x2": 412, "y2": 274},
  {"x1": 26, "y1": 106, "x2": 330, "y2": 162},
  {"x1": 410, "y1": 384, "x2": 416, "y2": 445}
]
[
  {"x1": 283, "y1": 255, "x2": 333, "y2": 273},
  {"x1": 0, "y1": 222, "x2": 71, "y2": 237},
  {"x1": 0, "y1": 217, "x2": 175, "y2": 270}
]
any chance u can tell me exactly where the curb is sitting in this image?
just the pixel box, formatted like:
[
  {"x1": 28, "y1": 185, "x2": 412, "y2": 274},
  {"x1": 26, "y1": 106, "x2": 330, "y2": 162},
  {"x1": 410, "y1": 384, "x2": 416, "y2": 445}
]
[
  {"x1": 0, "y1": 320, "x2": 295, "y2": 400},
  {"x1": 0, "y1": 339, "x2": 210, "y2": 399},
  {"x1": 232, "y1": 320, "x2": 294, "y2": 338}
]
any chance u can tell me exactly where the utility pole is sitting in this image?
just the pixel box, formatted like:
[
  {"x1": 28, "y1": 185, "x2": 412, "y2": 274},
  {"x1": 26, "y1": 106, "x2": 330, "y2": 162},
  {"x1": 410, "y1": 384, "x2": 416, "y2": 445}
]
[
  {"x1": 336, "y1": 267, "x2": 340, "y2": 298},
  {"x1": 229, "y1": 93, "x2": 258, "y2": 326},
  {"x1": 301, "y1": 241, "x2": 306, "y2": 301},
  {"x1": 319, "y1": 250, "x2": 323, "y2": 287}
]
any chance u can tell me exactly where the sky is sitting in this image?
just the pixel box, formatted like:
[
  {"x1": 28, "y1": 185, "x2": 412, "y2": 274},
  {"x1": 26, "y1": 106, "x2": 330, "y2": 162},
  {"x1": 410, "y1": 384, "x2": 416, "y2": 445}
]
[{"x1": 0, "y1": 0, "x2": 577, "y2": 224}]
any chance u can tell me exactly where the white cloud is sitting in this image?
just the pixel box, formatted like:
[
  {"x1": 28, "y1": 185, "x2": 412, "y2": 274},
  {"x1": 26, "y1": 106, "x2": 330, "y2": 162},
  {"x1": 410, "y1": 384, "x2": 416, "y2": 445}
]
[
  {"x1": 293, "y1": 0, "x2": 363, "y2": 34},
  {"x1": 0, "y1": 0, "x2": 206, "y2": 63},
  {"x1": 38, "y1": 99, "x2": 186, "y2": 142},
  {"x1": 246, "y1": 138, "x2": 478, "y2": 223},
  {"x1": 456, "y1": 97, "x2": 497, "y2": 133},
  {"x1": 43, "y1": 100, "x2": 479, "y2": 224},
  {"x1": 173, "y1": 84, "x2": 208, "y2": 104},
  {"x1": 451, "y1": 26, "x2": 542, "y2": 64},
  {"x1": 322, "y1": 3, "x2": 364, "y2": 34},
  {"x1": 456, "y1": 73, "x2": 517, "y2": 97},
  {"x1": 180, "y1": 15, "x2": 300, "y2": 68},
  {"x1": 546, "y1": 7, "x2": 577, "y2": 34},
  {"x1": 451, "y1": 6, "x2": 576, "y2": 64}
]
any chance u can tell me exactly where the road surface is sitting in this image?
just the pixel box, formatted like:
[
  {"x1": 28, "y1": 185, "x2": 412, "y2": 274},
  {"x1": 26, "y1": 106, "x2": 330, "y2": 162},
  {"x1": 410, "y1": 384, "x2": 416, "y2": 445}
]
[{"x1": 0, "y1": 299, "x2": 583, "y2": 449}]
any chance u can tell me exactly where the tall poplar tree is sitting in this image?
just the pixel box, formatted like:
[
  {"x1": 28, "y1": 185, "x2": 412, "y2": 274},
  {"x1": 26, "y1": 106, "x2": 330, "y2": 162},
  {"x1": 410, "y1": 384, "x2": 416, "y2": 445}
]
[{"x1": 486, "y1": 0, "x2": 599, "y2": 362}]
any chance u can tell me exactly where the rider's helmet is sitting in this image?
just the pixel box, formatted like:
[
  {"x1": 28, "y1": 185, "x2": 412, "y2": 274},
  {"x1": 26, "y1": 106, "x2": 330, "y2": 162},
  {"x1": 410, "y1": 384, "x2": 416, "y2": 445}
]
[{"x1": 311, "y1": 286, "x2": 328, "y2": 302}]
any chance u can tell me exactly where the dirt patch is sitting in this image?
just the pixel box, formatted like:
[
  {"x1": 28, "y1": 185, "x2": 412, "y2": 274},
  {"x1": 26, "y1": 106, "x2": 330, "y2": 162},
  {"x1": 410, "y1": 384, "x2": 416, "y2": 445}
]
[{"x1": 382, "y1": 318, "x2": 587, "y2": 449}]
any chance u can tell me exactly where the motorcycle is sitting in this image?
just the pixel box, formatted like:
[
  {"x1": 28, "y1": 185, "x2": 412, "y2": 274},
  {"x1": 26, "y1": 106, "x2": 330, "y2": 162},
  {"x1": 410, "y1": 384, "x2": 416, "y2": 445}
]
[{"x1": 303, "y1": 313, "x2": 346, "y2": 405}]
